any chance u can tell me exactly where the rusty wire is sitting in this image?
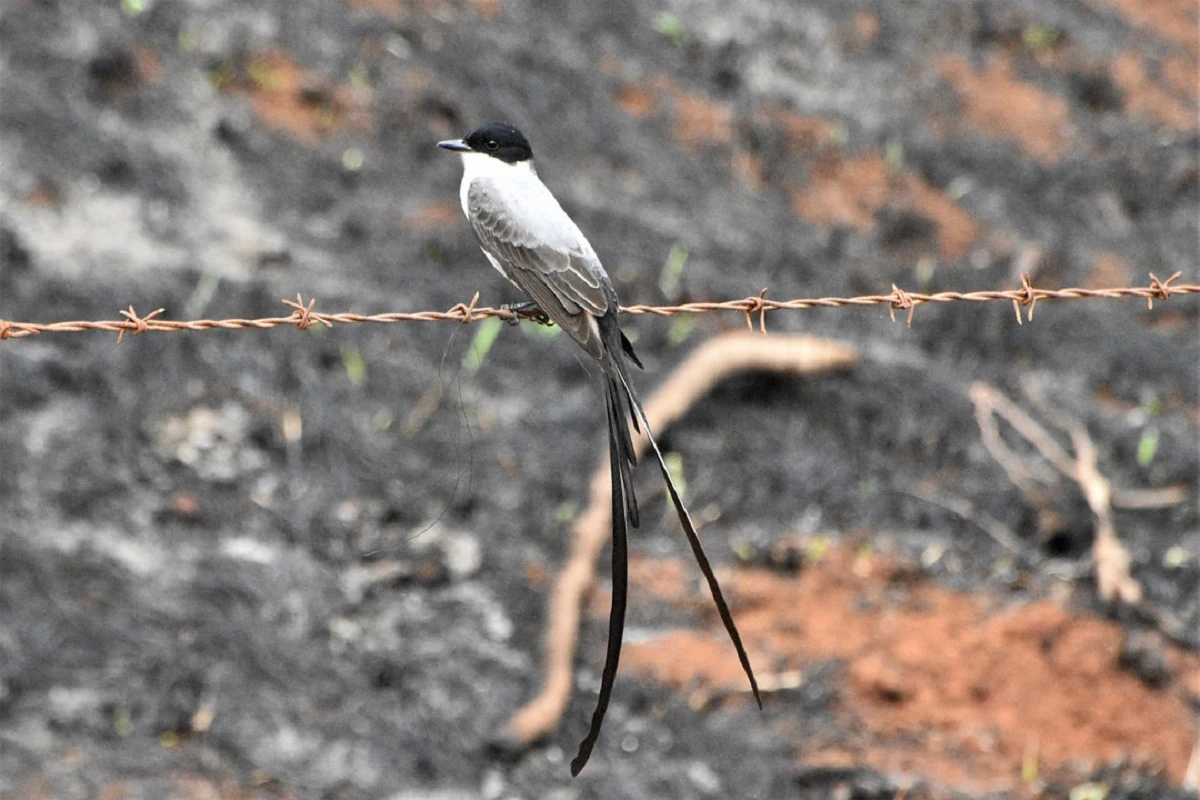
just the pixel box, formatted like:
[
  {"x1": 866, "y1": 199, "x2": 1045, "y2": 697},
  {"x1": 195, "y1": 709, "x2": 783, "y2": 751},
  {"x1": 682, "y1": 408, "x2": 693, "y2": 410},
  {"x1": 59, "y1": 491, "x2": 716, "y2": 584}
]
[{"x1": 0, "y1": 272, "x2": 1193, "y2": 343}]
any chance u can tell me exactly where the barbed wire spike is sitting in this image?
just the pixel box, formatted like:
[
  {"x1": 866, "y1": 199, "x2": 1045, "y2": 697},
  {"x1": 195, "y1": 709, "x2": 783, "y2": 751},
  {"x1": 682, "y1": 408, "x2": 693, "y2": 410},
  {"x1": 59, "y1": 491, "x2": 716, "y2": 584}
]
[
  {"x1": 1013, "y1": 273, "x2": 1038, "y2": 325},
  {"x1": 889, "y1": 285, "x2": 916, "y2": 327},
  {"x1": 1147, "y1": 271, "x2": 1181, "y2": 310},
  {"x1": 281, "y1": 294, "x2": 331, "y2": 330},
  {"x1": 116, "y1": 305, "x2": 165, "y2": 344},
  {"x1": 448, "y1": 291, "x2": 482, "y2": 324},
  {"x1": 744, "y1": 288, "x2": 770, "y2": 335}
]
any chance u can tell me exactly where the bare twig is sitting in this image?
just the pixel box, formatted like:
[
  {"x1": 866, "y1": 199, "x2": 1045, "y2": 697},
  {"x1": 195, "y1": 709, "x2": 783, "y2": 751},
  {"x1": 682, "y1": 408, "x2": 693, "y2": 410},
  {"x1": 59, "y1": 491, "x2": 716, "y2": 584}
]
[
  {"x1": 1110, "y1": 485, "x2": 1190, "y2": 509},
  {"x1": 970, "y1": 383, "x2": 1148, "y2": 605},
  {"x1": 971, "y1": 385, "x2": 1076, "y2": 480},
  {"x1": 1069, "y1": 425, "x2": 1142, "y2": 604},
  {"x1": 900, "y1": 481, "x2": 1026, "y2": 555},
  {"x1": 1185, "y1": 728, "x2": 1200, "y2": 791}
]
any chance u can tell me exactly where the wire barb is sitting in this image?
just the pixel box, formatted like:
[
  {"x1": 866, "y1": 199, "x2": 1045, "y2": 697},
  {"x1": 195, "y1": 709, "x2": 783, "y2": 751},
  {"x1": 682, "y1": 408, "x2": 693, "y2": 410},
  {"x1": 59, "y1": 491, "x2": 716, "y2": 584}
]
[
  {"x1": 116, "y1": 306, "x2": 165, "y2": 343},
  {"x1": 282, "y1": 294, "x2": 331, "y2": 330},
  {"x1": 1147, "y1": 271, "x2": 1181, "y2": 309},
  {"x1": 448, "y1": 291, "x2": 481, "y2": 324},
  {"x1": 1013, "y1": 273, "x2": 1038, "y2": 324},
  {"x1": 743, "y1": 288, "x2": 770, "y2": 334},
  {"x1": 889, "y1": 284, "x2": 916, "y2": 327}
]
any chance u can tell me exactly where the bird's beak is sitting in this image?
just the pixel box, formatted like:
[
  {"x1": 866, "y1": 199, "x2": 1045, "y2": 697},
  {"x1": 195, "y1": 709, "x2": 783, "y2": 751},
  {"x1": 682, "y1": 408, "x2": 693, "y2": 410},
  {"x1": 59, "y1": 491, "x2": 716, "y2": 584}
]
[{"x1": 437, "y1": 139, "x2": 471, "y2": 152}]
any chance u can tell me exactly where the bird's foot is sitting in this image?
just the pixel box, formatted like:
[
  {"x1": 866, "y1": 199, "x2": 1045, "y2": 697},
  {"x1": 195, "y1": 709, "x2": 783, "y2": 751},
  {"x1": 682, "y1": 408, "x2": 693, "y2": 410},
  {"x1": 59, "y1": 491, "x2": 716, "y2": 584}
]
[{"x1": 501, "y1": 301, "x2": 552, "y2": 326}]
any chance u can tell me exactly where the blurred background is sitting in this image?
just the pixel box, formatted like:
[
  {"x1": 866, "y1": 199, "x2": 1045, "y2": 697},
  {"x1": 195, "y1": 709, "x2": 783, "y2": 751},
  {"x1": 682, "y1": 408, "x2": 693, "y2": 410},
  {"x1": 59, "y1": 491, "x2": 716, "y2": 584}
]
[{"x1": 0, "y1": 1, "x2": 1197, "y2": 798}]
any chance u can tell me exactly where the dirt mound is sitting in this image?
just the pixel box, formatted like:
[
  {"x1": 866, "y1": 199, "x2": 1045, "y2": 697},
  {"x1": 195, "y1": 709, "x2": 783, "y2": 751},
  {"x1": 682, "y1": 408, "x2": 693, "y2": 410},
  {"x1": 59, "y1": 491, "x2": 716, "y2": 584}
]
[{"x1": 624, "y1": 545, "x2": 1198, "y2": 794}]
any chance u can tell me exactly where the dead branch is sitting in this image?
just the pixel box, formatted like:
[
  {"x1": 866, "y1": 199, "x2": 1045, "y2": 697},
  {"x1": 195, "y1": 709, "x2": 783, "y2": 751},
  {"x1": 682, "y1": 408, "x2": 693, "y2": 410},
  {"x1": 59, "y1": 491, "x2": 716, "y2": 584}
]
[{"x1": 969, "y1": 383, "x2": 1146, "y2": 605}]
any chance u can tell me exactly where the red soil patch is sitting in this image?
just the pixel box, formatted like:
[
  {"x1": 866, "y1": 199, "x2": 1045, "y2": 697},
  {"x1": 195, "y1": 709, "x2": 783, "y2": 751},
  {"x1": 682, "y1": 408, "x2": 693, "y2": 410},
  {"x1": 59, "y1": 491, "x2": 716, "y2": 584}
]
[
  {"x1": 220, "y1": 51, "x2": 368, "y2": 142},
  {"x1": 615, "y1": 81, "x2": 838, "y2": 154},
  {"x1": 730, "y1": 150, "x2": 766, "y2": 189},
  {"x1": 345, "y1": 0, "x2": 405, "y2": 19},
  {"x1": 612, "y1": 75, "x2": 732, "y2": 148},
  {"x1": 620, "y1": 546, "x2": 1199, "y2": 794},
  {"x1": 849, "y1": 12, "x2": 881, "y2": 48},
  {"x1": 1110, "y1": 51, "x2": 1199, "y2": 133},
  {"x1": 791, "y1": 152, "x2": 978, "y2": 259},
  {"x1": 1160, "y1": 56, "x2": 1198, "y2": 97},
  {"x1": 399, "y1": 201, "x2": 461, "y2": 232},
  {"x1": 1090, "y1": 0, "x2": 1200, "y2": 56},
  {"x1": 613, "y1": 84, "x2": 658, "y2": 119},
  {"x1": 469, "y1": 0, "x2": 500, "y2": 19},
  {"x1": 613, "y1": 76, "x2": 774, "y2": 188},
  {"x1": 613, "y1": 81, "x2": 842, "y2": 191},
  {"x1": 936, "y1": 56, "x2": 1074, "y2": 162},
  {"x1": 133, "y1": 46, "x2": 163, "y2": 85},
  {"x1": 23, "y1": 180, "x2": 63, "y2": 208},
  {"x1": 756, "y1": 104, "x2": 837, "y2": 152},
  {"x1": 670, "y1": 90, "x2": 734, "y2": 148},
  {"x1": 1086, "y1": 252, "x2": 1134, "y2": 289},
  {"x1": 792, "y1": 154, "x2": 889, "y2": 231}
]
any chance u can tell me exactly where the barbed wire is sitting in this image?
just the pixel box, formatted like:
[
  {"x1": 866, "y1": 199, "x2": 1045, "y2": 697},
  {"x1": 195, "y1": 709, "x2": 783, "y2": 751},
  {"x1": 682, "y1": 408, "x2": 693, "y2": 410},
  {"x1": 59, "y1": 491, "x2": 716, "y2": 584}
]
[{"x1": 0, "y1": 272, "x2": 1192, "y2": 343}]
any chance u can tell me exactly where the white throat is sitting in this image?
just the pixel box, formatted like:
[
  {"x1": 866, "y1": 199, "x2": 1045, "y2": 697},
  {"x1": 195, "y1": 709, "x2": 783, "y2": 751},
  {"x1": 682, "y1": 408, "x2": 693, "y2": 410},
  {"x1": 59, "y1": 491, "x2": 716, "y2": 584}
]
[{"x1": 457, "y1": 152, "x2": 537, "y2": 213}]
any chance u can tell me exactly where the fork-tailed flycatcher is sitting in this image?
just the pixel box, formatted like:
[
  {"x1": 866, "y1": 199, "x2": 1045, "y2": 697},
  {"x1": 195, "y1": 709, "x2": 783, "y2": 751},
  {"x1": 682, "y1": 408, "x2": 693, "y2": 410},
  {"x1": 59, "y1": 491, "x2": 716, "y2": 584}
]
[{"x1": 438, "y1": 122, "x2": 760, "y2": 775}]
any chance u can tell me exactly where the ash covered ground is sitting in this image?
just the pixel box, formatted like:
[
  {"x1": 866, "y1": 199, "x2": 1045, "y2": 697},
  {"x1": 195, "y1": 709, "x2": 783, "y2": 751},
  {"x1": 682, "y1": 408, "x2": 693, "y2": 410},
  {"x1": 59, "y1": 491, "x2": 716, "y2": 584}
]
[{"x1": 1, "y1": 1, "x2": 1197, "y2": 798}]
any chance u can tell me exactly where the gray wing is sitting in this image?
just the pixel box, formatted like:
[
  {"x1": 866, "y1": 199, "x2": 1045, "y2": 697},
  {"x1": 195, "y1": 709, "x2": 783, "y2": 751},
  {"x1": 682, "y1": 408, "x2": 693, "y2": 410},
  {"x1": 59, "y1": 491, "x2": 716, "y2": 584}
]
[{"x1": 467, "y1": 179, "x2": 615, "y2": 363}]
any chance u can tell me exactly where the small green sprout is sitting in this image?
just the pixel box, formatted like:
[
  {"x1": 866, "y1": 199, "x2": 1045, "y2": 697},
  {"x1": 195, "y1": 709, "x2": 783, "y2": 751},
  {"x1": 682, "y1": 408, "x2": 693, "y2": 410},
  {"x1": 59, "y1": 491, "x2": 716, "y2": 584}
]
[
  {"x1": 653, "y1": 13, "x2": 688, "y2": 47},
  {"x1": 1023, "y1": 26, "x2": 1063, "y2": 55},
  {"x1": 178, "y1": 27, "x2": 200, "y2": 53},
  {"x1": 806, "y1": 536, "x2": 829, "y2": 563},
  {"x1": 733, "y1": 540, "x2": 757, "y2": 562},
  {"x1": 554, "y1": 502, "x2": 577, "y2": 524},
  {"x1": 520, "y1": 320, "x2": 561, "y2": 340},
  {"x1": 1135, "y1": 427, "x2": 1159, "y2": 467},
  {"x1": 662, "y1": 450, "x2": 687, "y2": 498},
  {"x1": 348, "y1": 62, "x2": 370, "y2": 90},
  {"x1": 183, "y1": 274, "x2": 220, "y2": 320},
  {"x1": 207, "y1": 60, "x2": 233, "y2": 90},
  {"x1": 341, "y1": 148, "x2": 365, "y2": 172},
  {"x1": 659, "y1": 242, "x2": 689, "y2": 299},
  {"x1": 1162, "y1": 546, "x2": 1187, "y2": 569},
  {"x1": 341, "y1": 345, "x2": 367, "y2": 386},
  {"x1": 1068, "y1": 783, "x2": 1109, "y2": 800},
  {"x1": 247, "y1": 57, "x2": 285, "y2": 91},
  {"x1": 1021, "y1": 740, "x2": 1038, "y2": 782},
  {"x1": 884, "y1": 139, "x2": 904, "y2": 172},
  {"x1": 112, "y1": 707, "x2": 133, "y2": 737},
  {"x1": 667, "y1": 314, "x2": 698, "y2": 344},
  {"x1": 462, "y1": 316, "x2": 502, "y2": 372}
]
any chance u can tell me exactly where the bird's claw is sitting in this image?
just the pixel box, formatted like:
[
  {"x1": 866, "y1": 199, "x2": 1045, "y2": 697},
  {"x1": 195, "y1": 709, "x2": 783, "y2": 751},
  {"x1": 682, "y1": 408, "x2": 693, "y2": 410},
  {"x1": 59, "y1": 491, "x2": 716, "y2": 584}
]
[{"x1": 501, "y1": 301, "x2": 552, "y2": 327}]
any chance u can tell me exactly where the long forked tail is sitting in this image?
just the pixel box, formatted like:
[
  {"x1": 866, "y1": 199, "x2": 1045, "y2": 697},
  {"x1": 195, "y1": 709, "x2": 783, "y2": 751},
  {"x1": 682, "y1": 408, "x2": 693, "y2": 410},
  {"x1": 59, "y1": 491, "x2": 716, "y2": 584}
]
[
  {"x1": 569, "y1": 383, "x2": 633, "y2": 776},
  {"x1": 570, "y1": 349, "x2": 760, "y2": 775},
  {"x1": 616, "y1": 369, "x2": 762, "y2": 709}
]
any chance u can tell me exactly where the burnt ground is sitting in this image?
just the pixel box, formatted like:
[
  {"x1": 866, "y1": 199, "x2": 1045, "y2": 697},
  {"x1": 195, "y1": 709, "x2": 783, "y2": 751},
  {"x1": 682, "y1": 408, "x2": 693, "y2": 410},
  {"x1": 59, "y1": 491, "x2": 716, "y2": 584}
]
[{"x1": 0, "y1": 0, "x2": 1198, "y2": 798}]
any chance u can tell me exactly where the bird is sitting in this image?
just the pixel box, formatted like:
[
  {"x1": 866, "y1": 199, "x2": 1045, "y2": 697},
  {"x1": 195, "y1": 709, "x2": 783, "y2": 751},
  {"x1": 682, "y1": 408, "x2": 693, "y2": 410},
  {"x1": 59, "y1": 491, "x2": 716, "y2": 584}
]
[{"x1": 438, "y1": 122, "x2": 760, "y2": 775}]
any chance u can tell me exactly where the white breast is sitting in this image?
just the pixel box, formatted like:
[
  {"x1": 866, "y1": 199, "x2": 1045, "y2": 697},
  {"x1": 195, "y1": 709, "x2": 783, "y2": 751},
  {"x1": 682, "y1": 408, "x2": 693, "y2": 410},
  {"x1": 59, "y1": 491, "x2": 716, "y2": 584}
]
[{"x1": 455, "y1": 152, "x2": 595, "y2": 256}]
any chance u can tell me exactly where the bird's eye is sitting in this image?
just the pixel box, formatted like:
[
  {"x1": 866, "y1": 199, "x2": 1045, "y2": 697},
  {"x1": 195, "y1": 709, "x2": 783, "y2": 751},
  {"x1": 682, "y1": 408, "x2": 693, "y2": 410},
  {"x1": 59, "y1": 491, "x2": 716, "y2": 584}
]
[{"x1": 485, "y1": 140, "x2": 499, "y2": 151}]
